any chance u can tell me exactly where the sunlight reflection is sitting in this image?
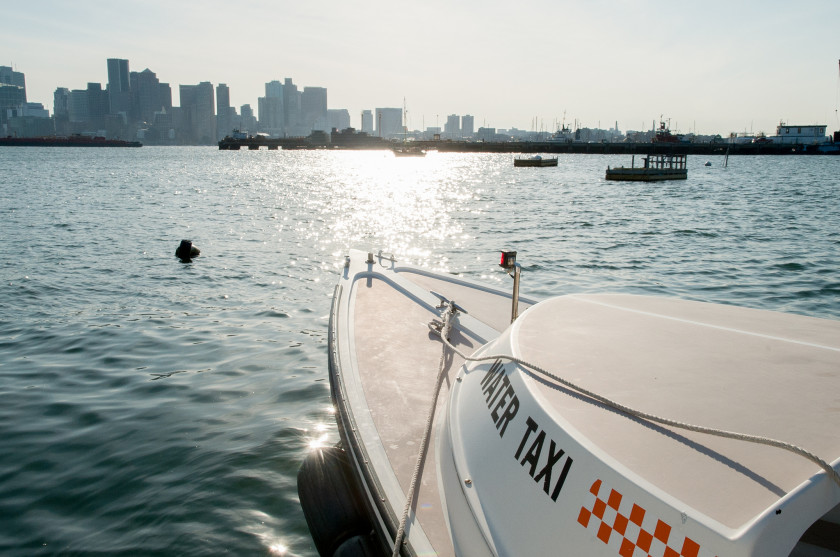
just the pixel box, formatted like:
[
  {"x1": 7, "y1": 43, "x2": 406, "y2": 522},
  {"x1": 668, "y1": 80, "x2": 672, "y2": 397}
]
[
  {"x1": 249, "y1": 511, "x2": 292, "y2": 556},
  {"x1": 307, "y1": 151, "x2": 482, "y2": 260},
  {"x1": 308, "y1": 433, "x2": 329, "y2": 450}
]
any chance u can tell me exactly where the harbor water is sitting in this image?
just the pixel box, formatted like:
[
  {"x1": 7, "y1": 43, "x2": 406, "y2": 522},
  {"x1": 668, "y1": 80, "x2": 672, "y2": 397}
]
[{"x1": 1, "y1": 148, "x2": 838, "y2": 556}]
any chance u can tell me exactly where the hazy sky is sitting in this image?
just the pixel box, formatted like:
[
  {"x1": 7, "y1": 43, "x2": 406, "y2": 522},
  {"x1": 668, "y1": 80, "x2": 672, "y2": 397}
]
[{"x1": 4, "y1": 0, "x2": 839, "y2": 135}]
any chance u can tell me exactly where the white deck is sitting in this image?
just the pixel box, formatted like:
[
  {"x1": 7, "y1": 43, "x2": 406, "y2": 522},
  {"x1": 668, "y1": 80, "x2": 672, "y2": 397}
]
[
  {"x1": 513, "y1": 294, "x2": 840, "y2": 529},
  {"x1": 331, "y1": 251, "x2": 840, "y2": 556}
]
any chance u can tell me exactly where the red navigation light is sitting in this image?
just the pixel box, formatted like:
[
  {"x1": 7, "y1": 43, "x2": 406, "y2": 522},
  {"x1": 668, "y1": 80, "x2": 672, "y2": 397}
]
[{"x1": 499, "y1": 250, "x2": 517, "y2": 269}]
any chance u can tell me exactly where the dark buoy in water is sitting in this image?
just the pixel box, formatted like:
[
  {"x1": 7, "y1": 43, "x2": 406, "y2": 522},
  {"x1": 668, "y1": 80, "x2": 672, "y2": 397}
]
[{"x1": 175, "y1": 239, "x2": 200, "y2": 262}]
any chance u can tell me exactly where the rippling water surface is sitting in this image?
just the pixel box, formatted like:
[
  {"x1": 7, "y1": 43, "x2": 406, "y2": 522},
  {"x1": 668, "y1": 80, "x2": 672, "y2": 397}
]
[{"x1": 0, "y1": 147, "x2": 838, "y2": 555}]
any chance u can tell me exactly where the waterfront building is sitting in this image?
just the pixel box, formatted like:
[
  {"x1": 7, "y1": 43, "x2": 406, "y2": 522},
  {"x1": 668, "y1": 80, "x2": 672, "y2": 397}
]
[
  {"x1": 301, "y1": 86, "x2": 328, "y2": 132},
  {"x1": 107, "y1": 58, "x2": 131, "y2": 116},
  {"x1": 4, "y1": 101, "x2": 53, "y2": 137},
  {"x1": 476, "y1": 127, "x2": 497, "y2": 142},
  {"x1": 328, "y1": 109, "x2": 351, "y2": 131},
  {"x1": 375, "y1": 107, "x2": 402, "y2": 138},
  {"x1": 772, "y1": 123, "x2": 828, "y2": 144},
  {"x1": 179, "y1": 82, "x2": 216, "y2": 144},
  {"x1": 361, "y1": 110, "x2": 373, "y2": 134}
]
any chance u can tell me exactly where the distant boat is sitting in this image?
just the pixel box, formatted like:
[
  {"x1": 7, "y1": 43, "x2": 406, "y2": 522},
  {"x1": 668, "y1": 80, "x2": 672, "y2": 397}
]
[
  {"x1": 605, "y1": 154, "x2": 687, "y2": 181},
  {"x1": 393, "y1": 145, "x2": 426, "y2": 157},
  {"x1": 651, "y1": 120, "x2": 683, "y2": 144},
  {"x1": 514, "y1": 155, "x2": 558, "y2": 167}
]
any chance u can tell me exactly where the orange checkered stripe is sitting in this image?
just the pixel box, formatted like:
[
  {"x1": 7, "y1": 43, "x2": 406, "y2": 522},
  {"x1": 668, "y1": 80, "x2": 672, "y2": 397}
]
[{"x1": 577, "y1": 479, "x2": 715, "y2": 557}]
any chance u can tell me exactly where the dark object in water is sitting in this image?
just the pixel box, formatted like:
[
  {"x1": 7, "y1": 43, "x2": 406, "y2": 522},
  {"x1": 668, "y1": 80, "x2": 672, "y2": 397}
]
[
  {"x1": 175, "y1": 240, "x2": 200, "y2": 262},
  {"x1": 298, "y1": 445, "x2": 382, "y2": 556}
]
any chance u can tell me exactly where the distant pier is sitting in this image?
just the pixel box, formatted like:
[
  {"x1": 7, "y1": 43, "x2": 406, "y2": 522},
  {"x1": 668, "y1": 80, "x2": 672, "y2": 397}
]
[{"x1": 219, "y1": 131, "x2": 838, "y2": 155}]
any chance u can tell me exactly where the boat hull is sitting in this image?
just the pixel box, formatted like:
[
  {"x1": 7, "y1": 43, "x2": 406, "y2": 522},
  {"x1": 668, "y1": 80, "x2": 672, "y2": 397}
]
[{"x1": 514, "y1": 157, "x2": 558, "y2": 167}]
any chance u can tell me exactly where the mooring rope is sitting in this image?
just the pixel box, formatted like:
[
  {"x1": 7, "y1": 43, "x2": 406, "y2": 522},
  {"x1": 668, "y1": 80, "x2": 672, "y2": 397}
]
[
  {"x1": 429, "y1": 320, "x2": 840, "y2": 489},
  {"x1": 391, "y1": 303, "x2": 457, "y2": 557}
]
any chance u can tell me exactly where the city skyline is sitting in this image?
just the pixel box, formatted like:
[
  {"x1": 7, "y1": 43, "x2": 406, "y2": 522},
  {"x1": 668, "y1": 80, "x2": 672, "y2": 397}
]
[{"x1": 3, "y1": 0, "x2": 840, "y2": 136}]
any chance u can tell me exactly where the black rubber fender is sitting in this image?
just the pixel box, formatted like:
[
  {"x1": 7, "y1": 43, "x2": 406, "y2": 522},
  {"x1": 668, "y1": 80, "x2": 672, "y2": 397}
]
[
  {"x1": 333, "y1": 533, "x2": 382, "y2": 557},
  {"x1": 297, "y1": 445, "x2": 382, "y2": 556}
]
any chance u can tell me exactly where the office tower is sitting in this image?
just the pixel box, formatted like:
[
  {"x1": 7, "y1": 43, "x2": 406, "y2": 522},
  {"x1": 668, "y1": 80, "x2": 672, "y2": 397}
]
[
  {"x1": 68, "y1": 89, "x2": 90, "y2": 123},
  {"x1": 216, "y1": 83, "x2": 231, "y2": 139},
  {"x1": 179, "y1": 82, "x2": 215, "y2": 144},
  {"x1": 282, "y1": 78, "x2": 302, "y2": 135},
  {"x1": 328, "y1": 109, "x2": 351, "y2": 131},
  {"x1": 131, "y1": 68, "x2": 167, "y2": 123},
  {"x1": 158, "y1": 83, "x2": 172, "y2": 111},
  {"x1": 444, "y1": 114, "x2": 460, "y2": 138},
  {"x1": 107, "y1": 58, "x2": 131, "y2": 115},
  {"x1": 301, "y1": 86, "x2": 328, "y2": 132},
  {"x1": 375, "y1": 108, "x2": 402, "y2": 138},
  {"x1": 259, "y1": 80, "x2": 285, "y2": 135},
  {"x1": 53, "y1": 88, "x2": 70, "y2": 119},
  {"x1": 0, "y1": 66, "x2": 26, "y2": 89},
  {"x1": 86, "y1": 83, "x2": 109, "y2": 120},
  {"x1": 361, "y1": 110, "x2": 373, "y2": 134},
  {"x1": 0, "y1": 66, "x2": 27, "y2": 126},
  {"x1": 240, "y1": 104, "x2": 257, "y2": 132},
  {"x1": 461, "y1": 114, "x2": 475, "y2": 138}
]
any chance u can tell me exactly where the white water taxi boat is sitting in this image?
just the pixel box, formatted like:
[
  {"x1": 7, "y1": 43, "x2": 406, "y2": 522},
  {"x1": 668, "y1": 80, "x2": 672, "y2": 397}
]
[{"x1": 298, "y1": 249, "x2": 840, "y2": 556}]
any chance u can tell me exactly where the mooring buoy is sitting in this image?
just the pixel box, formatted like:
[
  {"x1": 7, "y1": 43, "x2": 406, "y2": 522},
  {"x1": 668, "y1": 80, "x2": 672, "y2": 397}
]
[{"x1": 175, "y1": 239, "x2": 200, "y2": 262}]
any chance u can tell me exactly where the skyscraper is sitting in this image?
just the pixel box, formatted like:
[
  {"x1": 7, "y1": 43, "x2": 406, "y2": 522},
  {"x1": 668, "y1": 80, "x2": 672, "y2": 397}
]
[
  {"x1": 375, "y1": 108, "x2": 402, "y2": 138},
  {"x1": 131, "y1": 68, "x2": 166, "y2": 123},
  {"x1": 328, "y1": 109, "x2": 351, "y2": 131},
  {"x1": 283, "y1": 78, "x2": 302, "y2": 135},
  {"x1": 461, "y1": 115, "x2": 475, "y2": 138},
  {"x1": 216, "y1": 83, "x2": 231, "y2": 139},
  {"x1": 259, "y1": 80, "x2": 284, "y2": 135},
  {"x1": 0, "y1": 66, "x2": 26, "y2": 94},
  {"x1": 361, "y1": 110, "x2": 373, "y2": 134},
  {"x1": 86, "y1": 83, "x2": 109, "y2": 120},
  {"x1": 0, "y1": 66, "x2": 27, "y2": 126},
  {"x1": 444, "y1": 114, "x2": 461, "y2": 138},
  {"x1": 107, "y1": 58, "x2": 131, "y2": 115},
  {"x1": 179, "y1": 82, "x2": 215, "y2": 144},
  {"x1": 53, "y1": 88, "x2": 70, "y2": 120},
  {"x1": 301, "y1": 86, "x2": 328, "y2": 132}
]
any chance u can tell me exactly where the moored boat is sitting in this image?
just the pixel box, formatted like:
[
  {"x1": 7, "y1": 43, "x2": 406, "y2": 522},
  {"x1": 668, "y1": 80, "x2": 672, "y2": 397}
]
[
  {"x1": 298, "y1": 249, "x2": 840, "y2": 556},
  {"x1": 606, "y1": 154, "x2": 687, "y2": 181},
  {"x1": 392, "y1": 145, "x2": 426, "y2": 157},
  {"x1": 514, "y1": 155, "x2": 558, "y2": 167}
]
